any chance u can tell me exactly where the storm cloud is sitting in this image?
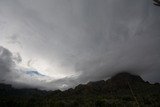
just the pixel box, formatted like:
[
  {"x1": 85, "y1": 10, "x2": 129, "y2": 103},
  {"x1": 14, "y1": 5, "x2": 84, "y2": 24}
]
[
  {"x1": 0, "y1": 46, "x2": 20, "y2": 83},
  {"x1": 0, "y1": 0, "x2": 160, "y2": 90}
]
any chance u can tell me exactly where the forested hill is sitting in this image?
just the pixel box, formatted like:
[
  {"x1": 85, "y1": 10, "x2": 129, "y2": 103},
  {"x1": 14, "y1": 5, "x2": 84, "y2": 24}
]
[{"x1": 0, "y1": 72, "x2": 160, "y2": 107}]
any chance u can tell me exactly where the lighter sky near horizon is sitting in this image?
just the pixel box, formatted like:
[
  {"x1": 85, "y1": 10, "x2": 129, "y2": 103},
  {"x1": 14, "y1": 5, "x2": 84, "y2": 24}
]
[{"x1": 0, "y1": 0, "x2": 160, "y2": 90}]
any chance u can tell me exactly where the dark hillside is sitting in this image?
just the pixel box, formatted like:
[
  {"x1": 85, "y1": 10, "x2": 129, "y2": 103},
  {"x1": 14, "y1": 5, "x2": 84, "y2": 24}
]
[{"x1": 0, "y1": 72, "x2": 160, "y2": 107}]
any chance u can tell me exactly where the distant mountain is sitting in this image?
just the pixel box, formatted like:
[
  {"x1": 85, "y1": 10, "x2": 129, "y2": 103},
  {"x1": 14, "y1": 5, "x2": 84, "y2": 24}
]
[
  {"x1": 70, "y1": 72, "x2": 145, "y2": 95},
  {"x1": 0, "y1": 72, "x2": 160, "y2": 107}
]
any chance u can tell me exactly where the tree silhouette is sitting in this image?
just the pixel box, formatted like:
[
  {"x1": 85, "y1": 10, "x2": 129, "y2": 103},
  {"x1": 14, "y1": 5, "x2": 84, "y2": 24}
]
[{"x1": 153, "y1": 0, "x2": 160, "y2": 6}]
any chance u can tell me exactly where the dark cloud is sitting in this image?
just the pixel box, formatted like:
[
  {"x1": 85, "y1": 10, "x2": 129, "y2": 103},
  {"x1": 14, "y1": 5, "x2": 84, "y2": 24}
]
[
  {"x1": 0, "y1": 46, "x2": 18, "y2": 82},
  {"x1": 0, "y1": 0, "x2": 160, "y2": 90}
]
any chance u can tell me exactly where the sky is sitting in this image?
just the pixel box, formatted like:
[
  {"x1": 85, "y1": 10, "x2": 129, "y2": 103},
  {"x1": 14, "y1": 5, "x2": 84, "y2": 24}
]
[{"x1": 0, "y1": 0, "x2": 160, "y2": 90}]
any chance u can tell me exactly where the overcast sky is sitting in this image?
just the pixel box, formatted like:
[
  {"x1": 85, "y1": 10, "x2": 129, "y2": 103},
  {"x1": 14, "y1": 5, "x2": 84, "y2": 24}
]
[{"x1": 0, "y1": 0, "x2": 160, "y2": 90}]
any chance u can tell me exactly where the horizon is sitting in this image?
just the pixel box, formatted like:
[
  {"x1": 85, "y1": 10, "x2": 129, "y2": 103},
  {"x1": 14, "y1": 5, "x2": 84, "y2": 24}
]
[{"x1": 0, "y1": 71, "x2": 158, "y2": 91}]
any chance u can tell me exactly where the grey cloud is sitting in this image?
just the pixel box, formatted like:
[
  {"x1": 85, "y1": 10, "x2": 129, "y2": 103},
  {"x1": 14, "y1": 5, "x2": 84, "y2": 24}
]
[
  {"x1": 0, "y1": 0, "x2": 160, "y2": 90},
  {"x1": 0, "y1": 46, "x2": 17, "y2": 82},
  {"x1": 6, "y1": 34, "x2": 22, "y2": 48},
  {"x1": 0, "y1": 46, "x2": 63, "y2": 90}
]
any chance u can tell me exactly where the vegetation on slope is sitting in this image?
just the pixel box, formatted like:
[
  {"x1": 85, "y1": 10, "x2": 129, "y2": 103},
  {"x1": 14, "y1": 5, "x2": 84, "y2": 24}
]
[{"x1": 0, "y1": 72, "x2": 160, "y2": 107}]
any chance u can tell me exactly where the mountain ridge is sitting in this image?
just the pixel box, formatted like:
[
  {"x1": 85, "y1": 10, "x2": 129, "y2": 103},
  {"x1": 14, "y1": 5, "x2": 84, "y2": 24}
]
[{"x1": 0, "y1": 72, "x2": 160, "y2": 107}]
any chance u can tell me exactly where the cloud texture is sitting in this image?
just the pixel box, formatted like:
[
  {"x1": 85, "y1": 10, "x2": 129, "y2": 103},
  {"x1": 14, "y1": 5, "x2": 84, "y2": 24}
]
[{"x1": 0, "y1": 0, "x2": 160, "y2": 90}]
